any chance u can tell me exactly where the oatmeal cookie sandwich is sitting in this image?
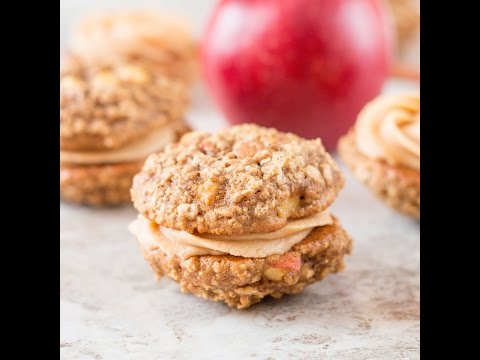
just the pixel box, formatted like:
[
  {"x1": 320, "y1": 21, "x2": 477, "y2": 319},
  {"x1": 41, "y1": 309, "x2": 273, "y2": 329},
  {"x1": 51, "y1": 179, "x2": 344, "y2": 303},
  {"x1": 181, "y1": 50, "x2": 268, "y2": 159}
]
[
  {"x1": 60, "y1": 56, "x2": 190, "y2": 205},
  {"x1": 71, "y1": 10, "x2": 198, "y2": 85},
  {"x1": 129, "y1": 124, "x2": 352, "y2": 309},
  {"x1": 338, "y1": 93, "x2": 420, "y2": 218}
]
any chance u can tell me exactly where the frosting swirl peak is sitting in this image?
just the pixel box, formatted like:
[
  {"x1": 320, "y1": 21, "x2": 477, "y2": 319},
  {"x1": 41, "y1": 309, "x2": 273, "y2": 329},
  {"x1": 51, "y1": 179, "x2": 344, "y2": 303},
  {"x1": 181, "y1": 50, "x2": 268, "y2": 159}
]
[{"x1": 355, "y1": 93, "x2": 420, "y2": 170}]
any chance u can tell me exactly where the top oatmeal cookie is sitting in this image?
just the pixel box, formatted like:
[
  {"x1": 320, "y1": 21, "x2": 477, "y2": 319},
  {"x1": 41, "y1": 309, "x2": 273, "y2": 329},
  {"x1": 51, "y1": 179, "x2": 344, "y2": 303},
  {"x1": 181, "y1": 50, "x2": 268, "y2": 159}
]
[
  {"x1": 131, "y1": 124, "x2": 344, "y2": 235},
  {"x1": 60, "y1": 55, "x2": 188, "y2": 152}
]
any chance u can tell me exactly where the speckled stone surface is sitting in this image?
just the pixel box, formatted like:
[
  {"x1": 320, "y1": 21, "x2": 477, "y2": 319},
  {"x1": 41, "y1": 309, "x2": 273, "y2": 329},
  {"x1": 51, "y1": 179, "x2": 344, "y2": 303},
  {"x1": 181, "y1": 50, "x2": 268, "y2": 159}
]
[{"x1": 60, "y1": 81, "x2": 420, "y2": 360}]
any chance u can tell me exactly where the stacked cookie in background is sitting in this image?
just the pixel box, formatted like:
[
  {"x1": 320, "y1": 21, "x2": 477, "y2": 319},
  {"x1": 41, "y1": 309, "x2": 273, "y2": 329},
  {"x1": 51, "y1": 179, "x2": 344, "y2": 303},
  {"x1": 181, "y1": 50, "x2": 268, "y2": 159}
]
[
  {"x1": 60, "y1": 11, "x2": 197, "y2": 205},
  {"x1": 338, "y1": 93, "x2": 420, "y2": 218},
  {"x1": 129, "y1": 125, "x2": 352, "y2": 309}
]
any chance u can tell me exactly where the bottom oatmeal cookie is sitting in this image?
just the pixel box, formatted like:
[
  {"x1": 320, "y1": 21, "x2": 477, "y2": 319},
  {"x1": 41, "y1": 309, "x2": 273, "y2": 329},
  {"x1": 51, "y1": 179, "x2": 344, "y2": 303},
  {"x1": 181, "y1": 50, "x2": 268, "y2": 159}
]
[
  {"x1": 138, "y1": 217, "x2": 352, "y2": 309},
  {"x1": 60, "y1": 161, "x2": 143, "y2": 206}
]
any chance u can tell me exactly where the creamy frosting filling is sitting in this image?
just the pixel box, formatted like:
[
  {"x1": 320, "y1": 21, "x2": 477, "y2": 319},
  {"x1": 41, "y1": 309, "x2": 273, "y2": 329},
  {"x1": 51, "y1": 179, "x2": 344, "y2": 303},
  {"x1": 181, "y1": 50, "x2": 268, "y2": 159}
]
[
  {"x1": 355, "y1": 93, "x2": 420, "y2": 170},
  {"x1": 60, "y1": 125, "x2": 177, "y2": 165},
  {"x1": 129, "y1": 210, "x2": 333, "y2": 259}
]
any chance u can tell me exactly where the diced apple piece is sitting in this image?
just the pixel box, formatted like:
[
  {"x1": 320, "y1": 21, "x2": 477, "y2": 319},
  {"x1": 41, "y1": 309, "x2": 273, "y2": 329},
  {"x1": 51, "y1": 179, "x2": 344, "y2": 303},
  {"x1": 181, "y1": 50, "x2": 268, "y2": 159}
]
[
  {"x1": 264, "y1": 267, "x2": 286, "y2": 281},
  {"x1": 269, "y1": 253, "x2": 302, "y2": 272},
  {"x1": 277, "y1": 196, "x2": 300, "y2": 218}
]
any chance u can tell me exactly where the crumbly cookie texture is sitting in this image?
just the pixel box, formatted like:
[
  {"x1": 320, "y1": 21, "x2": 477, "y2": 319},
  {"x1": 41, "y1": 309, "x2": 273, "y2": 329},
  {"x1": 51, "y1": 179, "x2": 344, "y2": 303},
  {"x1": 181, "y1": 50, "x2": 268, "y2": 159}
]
[
  {"x1": 132, "y1": 124, "x2": 344, "y2": 235},
  {"x1": 338, "y1": 130, "x2": 420, "y2": 219},
  {"x1": 60, "y1": 161, "x2": 143, "y2": 206},
  {"x1": 140, "y1": 217, "x2": 352, "y2": 309},
  {"x1": 60, "y1": 55, "x2": 188, "y2": 152}
]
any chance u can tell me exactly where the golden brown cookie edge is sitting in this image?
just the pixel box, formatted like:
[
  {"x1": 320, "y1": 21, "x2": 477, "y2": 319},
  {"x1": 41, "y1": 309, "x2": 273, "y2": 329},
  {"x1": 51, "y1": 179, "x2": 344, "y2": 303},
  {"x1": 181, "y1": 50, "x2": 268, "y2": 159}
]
[
  {"x1": 338, "y1": 130, "x2": 420, "y2": 219},
  {"x1": 60, "y1": 161, "x2": 143, "y2": 206}
]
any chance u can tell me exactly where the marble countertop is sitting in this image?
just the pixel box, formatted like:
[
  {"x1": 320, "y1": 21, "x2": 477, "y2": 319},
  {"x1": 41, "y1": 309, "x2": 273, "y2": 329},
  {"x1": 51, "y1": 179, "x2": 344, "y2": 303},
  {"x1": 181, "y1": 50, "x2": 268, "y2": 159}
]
[{"x1": 60, "y1": 81, "x2": 420, "y2": 360}]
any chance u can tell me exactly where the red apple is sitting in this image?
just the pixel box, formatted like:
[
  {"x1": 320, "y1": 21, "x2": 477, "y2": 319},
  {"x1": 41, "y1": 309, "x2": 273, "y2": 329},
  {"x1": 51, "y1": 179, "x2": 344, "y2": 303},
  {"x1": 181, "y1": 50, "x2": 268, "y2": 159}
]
[{"x1": 201, "y1": 0, "x2": 393, "y2": 150}]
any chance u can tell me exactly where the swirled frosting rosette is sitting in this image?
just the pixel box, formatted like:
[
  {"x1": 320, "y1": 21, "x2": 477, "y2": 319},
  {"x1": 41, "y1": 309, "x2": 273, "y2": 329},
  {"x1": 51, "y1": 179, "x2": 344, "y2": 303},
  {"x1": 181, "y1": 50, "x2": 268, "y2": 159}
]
[
  {"x1": 338, "y1": 92, "x2": 420, "y2": 219},
  {"x1": 355, "y1": 93, "x2": 420, "y2": 170}
]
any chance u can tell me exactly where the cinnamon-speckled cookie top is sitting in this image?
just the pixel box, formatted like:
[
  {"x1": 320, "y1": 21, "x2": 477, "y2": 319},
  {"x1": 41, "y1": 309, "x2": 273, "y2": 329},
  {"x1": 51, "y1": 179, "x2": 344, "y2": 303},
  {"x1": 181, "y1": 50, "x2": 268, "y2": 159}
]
[
  {"x1": 131, "y1": 124, "x2": 344, "y2": 235},
  {"x1": 60, "y1": 55, "x2": 188, "y2": 152}
]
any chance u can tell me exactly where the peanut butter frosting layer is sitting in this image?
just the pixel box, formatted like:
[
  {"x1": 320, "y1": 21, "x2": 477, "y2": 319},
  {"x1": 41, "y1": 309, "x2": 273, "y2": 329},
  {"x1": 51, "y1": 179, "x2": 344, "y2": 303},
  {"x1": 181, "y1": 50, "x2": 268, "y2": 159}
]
[
  {"x1": 355, "y1": 93, "x2": 420, "y2": 171},
  {"x1": 60, "y1": 57, "x2": 188, "y2": 152},
  {"x1": 129, "y1": 210, "x2": 333, "y2": 259},
  {"x1": 71, "y1": 11, "x2": 197, "y2": 83},
  {"x1": 131, "y1": 124, "x2": 344, "y2": 236},
  {"x1": 60, "y1": 122, "x2": 180, "y2": 165}
]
